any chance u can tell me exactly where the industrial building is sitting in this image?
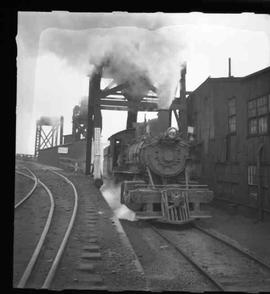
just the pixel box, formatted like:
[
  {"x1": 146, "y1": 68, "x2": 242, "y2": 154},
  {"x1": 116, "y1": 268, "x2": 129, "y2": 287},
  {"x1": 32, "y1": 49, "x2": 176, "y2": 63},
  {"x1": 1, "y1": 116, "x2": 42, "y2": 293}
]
[{"x1": 187, "y1": 66, "x2": 270, "y2": 215}]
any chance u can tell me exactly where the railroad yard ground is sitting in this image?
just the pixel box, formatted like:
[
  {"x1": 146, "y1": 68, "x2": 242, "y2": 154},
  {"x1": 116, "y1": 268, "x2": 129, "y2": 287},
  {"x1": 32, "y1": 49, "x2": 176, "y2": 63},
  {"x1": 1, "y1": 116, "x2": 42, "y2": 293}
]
[{"x1": 14, "y1": 160, "x2": 270, "y2": 291}]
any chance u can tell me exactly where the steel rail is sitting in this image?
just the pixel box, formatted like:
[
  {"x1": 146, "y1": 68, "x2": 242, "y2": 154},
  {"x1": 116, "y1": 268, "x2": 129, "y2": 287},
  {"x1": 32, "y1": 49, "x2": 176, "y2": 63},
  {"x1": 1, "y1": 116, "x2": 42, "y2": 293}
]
[
  {"x1": 17, "y1": 170, "x2": 55, "y2": 288},
  {"x1": 148, "y1": 223, "x2": 225, "y2": 291},
  {"x1": 42, "y1": 171, "x2": 78, "y2": 289},
  {"x1": 193, "y1": 224, "x2": 270, "y2": 272},
  {"x1": 214, "y1": 197, "x2": 270, "y2": 215},
  {"x1": 15, "y1": 169, "x2": 38, "y2": 208}
]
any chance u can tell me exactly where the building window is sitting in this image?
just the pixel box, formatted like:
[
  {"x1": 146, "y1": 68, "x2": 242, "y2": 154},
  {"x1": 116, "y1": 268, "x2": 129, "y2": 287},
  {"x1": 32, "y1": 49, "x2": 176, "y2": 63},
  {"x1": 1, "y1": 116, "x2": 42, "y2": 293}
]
[
  {"x1": 249, "y1": 118, "x2": 257, "y2": 135},
  {"x1": 228, "y1": 97, "x2": 236, "y2": 134},
  {"x1": 248, "y1": 94, "x2": 270, "y2": 136},
  {"x1": 257, "y1": 96, "x2": 268, "y2": 115},
  {"x1": 258, "y1": 116, "x2": 268, "y2": 133},
  {"x1": 248, "y1": 165, "x2": 257, "y2": 185}
]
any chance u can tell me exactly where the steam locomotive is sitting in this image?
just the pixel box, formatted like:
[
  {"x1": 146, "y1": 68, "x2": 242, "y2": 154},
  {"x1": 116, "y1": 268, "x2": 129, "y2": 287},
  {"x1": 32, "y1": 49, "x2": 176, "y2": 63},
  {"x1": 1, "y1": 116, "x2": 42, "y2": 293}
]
[{"x1": 103, "y1": 111, "x2": 213, "y2": 224}]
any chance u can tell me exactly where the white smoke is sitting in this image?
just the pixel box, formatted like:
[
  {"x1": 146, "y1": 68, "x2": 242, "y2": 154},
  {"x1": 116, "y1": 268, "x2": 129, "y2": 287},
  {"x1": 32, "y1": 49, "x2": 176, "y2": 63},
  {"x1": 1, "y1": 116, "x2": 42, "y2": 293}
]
[
  {"x1": 39, "y1": 26, "x2": 187, "y2": 108},
  {"x1": 100, "y1": 179, "x2": 137, "y2": 221}
]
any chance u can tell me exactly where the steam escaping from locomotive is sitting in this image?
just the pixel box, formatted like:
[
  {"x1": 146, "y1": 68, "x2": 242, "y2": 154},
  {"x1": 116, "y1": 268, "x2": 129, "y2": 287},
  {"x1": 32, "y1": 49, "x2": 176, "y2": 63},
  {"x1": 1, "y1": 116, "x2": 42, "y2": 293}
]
[
  {"x1": 40, "y1": 26, "x2": 186, "y2": 108},
  {"x1": 100, "y1": 179, "x2": 136, "y2": 221}
]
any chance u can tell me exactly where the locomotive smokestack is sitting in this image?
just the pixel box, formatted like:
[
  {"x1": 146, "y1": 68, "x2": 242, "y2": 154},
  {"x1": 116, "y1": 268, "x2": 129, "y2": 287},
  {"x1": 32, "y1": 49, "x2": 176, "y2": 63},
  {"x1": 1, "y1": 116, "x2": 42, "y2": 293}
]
[{"x1": 228, "y1": 57, "x2": 232, "y2": 77}]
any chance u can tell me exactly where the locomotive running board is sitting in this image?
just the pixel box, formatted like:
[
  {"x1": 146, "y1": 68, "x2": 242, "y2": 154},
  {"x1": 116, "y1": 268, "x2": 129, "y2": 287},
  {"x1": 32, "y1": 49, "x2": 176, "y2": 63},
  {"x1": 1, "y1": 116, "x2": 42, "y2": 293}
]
[{"x1": 135, "y1": 215, "x2": 162, "y2": 220}]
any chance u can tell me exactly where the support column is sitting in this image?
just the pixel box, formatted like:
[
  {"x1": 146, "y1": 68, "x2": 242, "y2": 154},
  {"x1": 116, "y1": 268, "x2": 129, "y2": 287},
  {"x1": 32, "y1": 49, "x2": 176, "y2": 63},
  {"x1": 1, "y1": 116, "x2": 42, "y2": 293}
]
[
  {"x1": 34, "y1": 122, "x2": 41, "y2": 158},
  {"x1": 125, "y1": 94, "x2": 140, "y2": 129},
  {"x1": 85, "y1": 68, "x2": 102, "y2": 175},
  {"x1": 180, "y1": 63, "x2": 187, "y2": 139},
  {"x1": 126, "y1": 110, "x2": 138, "y2": 129},
  {"x1": 93, "y1": 96, "x2": 103, "y2": 187}
]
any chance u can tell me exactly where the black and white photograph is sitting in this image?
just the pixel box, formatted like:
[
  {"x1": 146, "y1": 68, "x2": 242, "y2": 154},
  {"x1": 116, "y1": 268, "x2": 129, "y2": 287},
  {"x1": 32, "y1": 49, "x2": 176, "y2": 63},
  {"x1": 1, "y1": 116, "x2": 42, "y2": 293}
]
[{"x1": 14, "y1": 11, "x2": 270, "y2": 291}]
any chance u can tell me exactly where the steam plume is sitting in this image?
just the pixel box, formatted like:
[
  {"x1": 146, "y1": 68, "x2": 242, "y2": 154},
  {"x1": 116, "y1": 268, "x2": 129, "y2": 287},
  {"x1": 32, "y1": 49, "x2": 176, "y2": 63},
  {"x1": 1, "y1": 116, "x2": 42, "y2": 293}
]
[
  {"x1": 100, "y1": 179, "x2": 136, "y2": 221},
  {"x1": 40, "y1": 26, "x2": 186, "y2": 108}
]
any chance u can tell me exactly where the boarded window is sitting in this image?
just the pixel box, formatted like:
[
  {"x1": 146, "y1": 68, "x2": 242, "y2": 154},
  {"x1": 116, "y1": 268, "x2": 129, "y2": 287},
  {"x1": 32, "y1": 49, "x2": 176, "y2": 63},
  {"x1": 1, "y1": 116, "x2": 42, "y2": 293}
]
[
  {"x1": 228, "y1": 98, "x2": 236, "y2": 116},
  {"x1": 248, "y1": 99, "x2": 257, "y2": 118},
  {"x1": 229, "y1": 116, "x2": 236, "y2": 133},
  {"x1": 248, "y1": 165, "x2": 257, "y2": 185}
]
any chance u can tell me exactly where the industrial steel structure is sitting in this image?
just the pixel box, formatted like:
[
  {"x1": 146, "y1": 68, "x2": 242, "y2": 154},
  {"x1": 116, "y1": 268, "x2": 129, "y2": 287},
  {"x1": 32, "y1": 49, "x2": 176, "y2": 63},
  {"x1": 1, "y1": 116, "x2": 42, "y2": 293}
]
[
  {"x1": 36, "y1": 64, "x2": 190, "y2": 186},
  {"x1": 84, "y1": 64, "x2": 189, "y2": 181},
  {"x1": 34, "y1": 116, "x2": 64, "y2": 157}
]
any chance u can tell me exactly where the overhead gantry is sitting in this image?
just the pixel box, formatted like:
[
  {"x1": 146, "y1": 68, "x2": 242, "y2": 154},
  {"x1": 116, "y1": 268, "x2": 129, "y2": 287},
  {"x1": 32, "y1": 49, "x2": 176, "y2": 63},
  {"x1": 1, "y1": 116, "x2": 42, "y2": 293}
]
[{"x1": 84, "y1": 64, "x2": 189, "y2": 186}]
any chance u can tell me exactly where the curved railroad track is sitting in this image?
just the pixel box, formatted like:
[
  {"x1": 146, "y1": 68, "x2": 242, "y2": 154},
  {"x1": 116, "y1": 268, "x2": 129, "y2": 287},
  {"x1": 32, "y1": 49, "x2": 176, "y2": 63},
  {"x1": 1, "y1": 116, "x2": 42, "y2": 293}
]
[
  {"x1": 15, "y1": 168, "x2": 78, "y2": 289},
  {"x1": 15, "y1": 168, "x2": 38, "y2": 208},
  {"x1": 149, "y1": 222, "x2": 270, "y2": 292}
]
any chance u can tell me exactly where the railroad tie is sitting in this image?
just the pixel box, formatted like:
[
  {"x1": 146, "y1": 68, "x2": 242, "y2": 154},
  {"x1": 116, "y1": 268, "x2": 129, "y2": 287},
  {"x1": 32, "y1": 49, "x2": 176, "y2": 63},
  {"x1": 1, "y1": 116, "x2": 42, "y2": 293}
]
[
  {"x1": 80, "y1": 274, "x2": 104, "y2": 285},
  {"x1": 78, "y1": 263, "x2": 95, "y2": 272},
  {"x1": 88, "y1": 226, "x2": 96, "y2": 231},
  {"x1": 88, "y1": 216, "x2": 98, "y2": 220},
  {"x1": 87, "y1": 209, "x2": 96, "y2": 212},
  {"x1": 75, "y1": 242, "x2": 106, "y2": 290},
  {"x1": 72, "y1": 274, "x2": 106, "y2": 289},
  {"x1": 81, "y1": 252, "x2": 101, "y2": 260},
  {"x1": 83, "y1": 245, "x2": 100, "y2": 252}
]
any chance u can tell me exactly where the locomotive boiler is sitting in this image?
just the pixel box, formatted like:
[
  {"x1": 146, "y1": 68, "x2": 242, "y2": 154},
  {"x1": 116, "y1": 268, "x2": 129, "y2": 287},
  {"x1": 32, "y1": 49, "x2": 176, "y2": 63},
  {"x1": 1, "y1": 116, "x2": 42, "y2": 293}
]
[{"x1": 103, "y1": 111, "x2": 213, "y2": 224}]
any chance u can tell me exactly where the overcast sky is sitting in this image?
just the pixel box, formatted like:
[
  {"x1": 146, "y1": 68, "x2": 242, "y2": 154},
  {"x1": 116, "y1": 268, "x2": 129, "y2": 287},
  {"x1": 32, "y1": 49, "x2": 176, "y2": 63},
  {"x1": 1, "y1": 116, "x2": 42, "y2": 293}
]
[{"x1": 16, "y1": 12, "x2": 270, "y2": 155}]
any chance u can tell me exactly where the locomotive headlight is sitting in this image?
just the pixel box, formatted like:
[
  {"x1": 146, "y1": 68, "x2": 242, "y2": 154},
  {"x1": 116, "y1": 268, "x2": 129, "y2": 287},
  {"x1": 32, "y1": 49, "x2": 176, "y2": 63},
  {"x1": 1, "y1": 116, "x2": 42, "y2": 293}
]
[{"x1": 167, "y1": 127, "x2": 178, "y2": 139}]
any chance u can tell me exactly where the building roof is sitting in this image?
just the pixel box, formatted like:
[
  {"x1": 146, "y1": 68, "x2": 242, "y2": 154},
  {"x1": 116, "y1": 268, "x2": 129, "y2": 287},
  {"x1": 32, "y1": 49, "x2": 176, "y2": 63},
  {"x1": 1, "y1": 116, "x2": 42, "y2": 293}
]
[{"x1": 189, "y1": 66, "x2": 270, "y2": 97}]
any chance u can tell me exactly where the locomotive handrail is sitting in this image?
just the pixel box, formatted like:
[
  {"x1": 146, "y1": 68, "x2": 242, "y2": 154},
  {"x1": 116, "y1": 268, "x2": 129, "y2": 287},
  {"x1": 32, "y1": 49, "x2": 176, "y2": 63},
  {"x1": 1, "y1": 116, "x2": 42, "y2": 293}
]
[{"x1": 146, "y1": 166, "x2": 155, "y2": 187}]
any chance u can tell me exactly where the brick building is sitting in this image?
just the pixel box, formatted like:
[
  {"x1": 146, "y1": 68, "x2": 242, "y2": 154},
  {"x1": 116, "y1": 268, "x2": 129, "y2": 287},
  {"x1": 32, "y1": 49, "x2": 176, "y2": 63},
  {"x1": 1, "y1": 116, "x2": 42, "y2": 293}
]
[{"x1": 187, "y1": 66, "x2": 270, "y2": 213}]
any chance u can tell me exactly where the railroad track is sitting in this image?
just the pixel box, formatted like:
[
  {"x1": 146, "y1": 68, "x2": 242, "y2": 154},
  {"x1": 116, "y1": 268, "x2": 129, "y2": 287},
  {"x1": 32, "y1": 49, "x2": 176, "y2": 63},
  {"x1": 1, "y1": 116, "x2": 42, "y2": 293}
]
[
  {"x1": 149, "y1": 222, "x2": 270, "y2": 292},
  {"x1": 14, "y1": 168, "x2": 78, "y2": 289},
  {"x1": 15, "y1": 168, "x2": 38, "y2": 208}
]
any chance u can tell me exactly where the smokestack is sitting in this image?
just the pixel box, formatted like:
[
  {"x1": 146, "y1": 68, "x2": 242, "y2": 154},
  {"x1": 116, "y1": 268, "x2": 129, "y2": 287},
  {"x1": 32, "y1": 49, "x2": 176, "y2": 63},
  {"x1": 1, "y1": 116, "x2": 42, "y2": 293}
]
[
  {"x1": 180, "y1": 62, "x2": 187, "y2": 99},
  {"x1": 60, "y1": 116, "x2": 64, "y2": 145},
  {"x1": 228, "y1": 57, "x2": 232, "y2": 77}
]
